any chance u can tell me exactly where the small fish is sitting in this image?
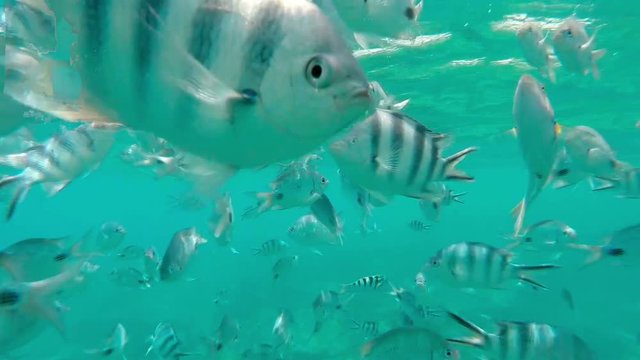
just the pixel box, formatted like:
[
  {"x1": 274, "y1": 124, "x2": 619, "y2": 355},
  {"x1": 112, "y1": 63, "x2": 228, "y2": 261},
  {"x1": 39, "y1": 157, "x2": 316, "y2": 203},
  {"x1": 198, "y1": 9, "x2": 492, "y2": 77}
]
[
  {"x1": 418, "y1": 184, "x2": 465, "y2": 222},
  {"x1": 0, "y1": 124, "x2": 116, "y2": 220},
  {"x1": 351, "y1": 320, "x2": 380, "y2": 338},
  {"x1": 552, "y1": 17, "x2": 606, "y2": 80},
  {"x1": 94, "y1": 222, "x2": 127, "y2": 254},
  {"x1": 448, "y1": 312, "x2": 594, "y2": 360},
  {"x1": 0, "y1": 236, "x2": 85, "y2": 281},
  {"x1": 143, "y1": 247, "x2": 160, "y2": 283},
  {"x1": 517, "y1": 22, "x2": 556, "y2": 83},
  {"x1": 361, "y1": 327, "x2": 457, "y2": 359},
  {"x1": 310, "y1": 194, "x2": 344, "y2": 243},
  {"x1": 209, "y1": 193, "x2": 236, "y2": 253},
  {"x1": 244, "y1": 162, "x2": 330, "y2": 218},
  {"x1": 146, "y1": 323, "x2": 197, "y2": 360},
  {"x1": 342, "y1": 274, "x2": 388, "y2": 293},
  {"x1": 509, "y1": 220, "x2": 578, "y2": 252},
  {"x1": 253, "y1": 239, "x2": 289, "y2": 257},
  {"x1": 85, "y1": 323, "x2": 128, "y2": 359},
  {"x1": 408, "y1": 220, "x2": 430, "y2": 232},
  {"x1": 272, "y1": 256, "x2": 299, "y2": 281},
  {"x1": 159, "y1": 228, "x2": 207, "y2": 282},
  {"x1": 425, "y1": 242, "x2": 559, "y2": 290},
  {"x1": 109, "y1": 267, "x2": 151, "y2": 289},
  {"x1": 317, "y1": 0, "x2": 424, "y2": 38},
  {"x1": 511, "y1": 75, "x2": 560, "y2": 236},
  {"x1": 288, "y1": 214, "x2": 342, "y2": 249},
  {"x1": 207, "y1": 315, "x2": 240, "y2": 354},
  {"x1": 273, "y1": 310, "x2": 294, "y2": 346},
  {"x1": 312, "y1": 289, "x2": 345, "y2": 334},
  {"x1": 331, "y1": 109, "x2": 476, "y2": 201},
  {"x1": 553, "y1": 125, "x2": 627, "y2": 189},
  {"x1": 116, "y1": 245, "x2": 146, "y2": 260}
]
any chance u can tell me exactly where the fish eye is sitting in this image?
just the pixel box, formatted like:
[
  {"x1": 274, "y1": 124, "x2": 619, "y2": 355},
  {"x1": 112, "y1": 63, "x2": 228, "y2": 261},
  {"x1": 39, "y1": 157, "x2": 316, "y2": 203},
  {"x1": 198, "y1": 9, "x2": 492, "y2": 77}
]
[
  {"x1": 320, "y1": 177, "x2": 328, "y2": 184},
  {"x1": 305, "y1": 56, "x2": 333, "y2": 89},
  {"x1": 350, "y1": 137, "x2": 357, "y2": 144},
  {"x1": 565, "y1": 29, "x2": 573, "y2": 37},
  {"x1": 445, "y1": 349, "x2": 453, "y2": 358},
  {"x1": 524, "y1": 237, "x2": 533, "y2": 243},
  {"x1": 430, "y1": 258, "x2": 440, "y2": 267}
]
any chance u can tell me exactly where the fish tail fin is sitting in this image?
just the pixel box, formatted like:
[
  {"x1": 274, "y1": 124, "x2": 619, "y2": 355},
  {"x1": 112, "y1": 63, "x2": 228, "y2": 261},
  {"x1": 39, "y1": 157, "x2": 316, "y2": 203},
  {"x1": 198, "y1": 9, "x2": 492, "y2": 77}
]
[
  {"x1": 442, "y1": 147, "x2": 478, "y2": 181},
  {"x1": 513, "y1": 264, "x2": 560, "y2": 290},
  {"x1": 7, "y1": 181, "x2": 31, "y2": 220},
  {"x1": 591, "y1": 49, "x2": 606, "y2": 80},
  {"x1": 446, "y1": 312, "x2": 488, "y2": 349},
  {"x1": 451, "y1": 191, "x2": 467, "y2": 204}
]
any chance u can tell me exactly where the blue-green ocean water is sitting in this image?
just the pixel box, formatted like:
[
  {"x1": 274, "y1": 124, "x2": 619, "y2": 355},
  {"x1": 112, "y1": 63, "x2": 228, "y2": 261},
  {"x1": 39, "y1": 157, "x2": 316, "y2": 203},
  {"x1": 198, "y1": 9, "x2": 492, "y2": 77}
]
[{"x1": 2, "y1": 0, "x2": 640, "y2": 359}]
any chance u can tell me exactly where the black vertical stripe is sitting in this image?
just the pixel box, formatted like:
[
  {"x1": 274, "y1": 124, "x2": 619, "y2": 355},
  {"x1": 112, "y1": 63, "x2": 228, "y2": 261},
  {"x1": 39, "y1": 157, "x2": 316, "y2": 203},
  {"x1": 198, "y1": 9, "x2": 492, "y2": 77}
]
[
  {"x1": 188, "y1": 1, "x2": 224, "y2": 67},
  {"x1": 422, "y1": 137, "x2": 439, "y2": 190},
  {"x1": 499, "y1": 251, "x2": 509, "y2": 284},
  {"x1": 499, "y1": 324, "x2": 509, "y2": 360},
  {"x1": 83, "y1": 0, "x2": 108, "y2": 66},
  {"x1": 519, "y1": 323, "x2": 530, "y2": 360},
  {"x1": 467, "y1": 243, "x2": 476, "y2": 283},
  {"x1": 485, "y1": 246, "x2": 496, "y2": 286},
  {"x1": 135, "y1": 0, "x2": 167, "y2": 85},
  {"x1": 407, "y1": 121, "x2": 425, "y2": 185},
  {"x1": 370, "y1": 115, "x2": 382, "y2": 172},
  {"x1": 239, "y1": 2, "x2": 284, "y2": 90},
  {"x1": 388, "y1": 116, "x2": 404, "y2": 179}
]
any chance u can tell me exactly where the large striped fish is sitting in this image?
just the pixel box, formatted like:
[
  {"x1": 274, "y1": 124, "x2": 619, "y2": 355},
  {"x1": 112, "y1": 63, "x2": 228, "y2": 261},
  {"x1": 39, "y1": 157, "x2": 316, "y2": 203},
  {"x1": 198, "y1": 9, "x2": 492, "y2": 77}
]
[
  {"x1": 20, "y1": 0, "x2": 371, "y2": 169},
  {"x1": 330, "y1": 109, "x2": 477, "y2": 201},
  {"x1": 422, "y1": 242, "x2": 558, "y2": 290},
  {"x1": 512, "y1": 75, "x2": 561, "y2": 236},
  {"x1": 145, "y1": 323, "x2": 197, "y2": 359},
  {"x1": 448, "y1": 312, "x2": 595, "y2": 360}
]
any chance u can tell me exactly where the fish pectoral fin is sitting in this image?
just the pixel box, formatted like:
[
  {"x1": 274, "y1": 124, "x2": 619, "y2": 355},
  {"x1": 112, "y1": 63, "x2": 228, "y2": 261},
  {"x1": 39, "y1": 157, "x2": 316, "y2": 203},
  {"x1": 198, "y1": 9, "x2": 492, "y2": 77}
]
[
  {"x1": 42, "y1": 180, "x2": 71, "y2": 197},
  {"x1": 374, "y1": 146, "x2": 402, "y2": 173}
]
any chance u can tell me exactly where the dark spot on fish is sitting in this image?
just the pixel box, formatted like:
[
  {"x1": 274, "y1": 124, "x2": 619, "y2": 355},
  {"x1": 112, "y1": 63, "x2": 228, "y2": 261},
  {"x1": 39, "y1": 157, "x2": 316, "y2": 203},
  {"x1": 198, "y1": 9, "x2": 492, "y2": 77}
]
[
  {"x1": 536, "y1": 173, "x2": 543, "y2": 180},
  {"x1": 556, "y1": 168, "x2": 570, "y2": 176},
  {"x1": 228, "y1": 211, "x2": 233, "y2": 224},
  {"x1": 336, "y1": 304, "x2": 342, "y2": 310},
  {"x1": 0, "y1": 289, "x2": 20, "y2": 306},
  {"x1": 524, "y1": 237, "x2": 533, "y2": 243},
  {"x1": 103, "y1": 348, "x2": 114, "y2": 356},
  {"x1": 241, "y1": 89, "x2": 259, "y2": 104},
  {"x1": 404, "y1": 7, "x2": 416, "y2": 20},
  {"x1": 54, "y1": 253, "x2": 69, "y2": 262},
  {"x1": 275, "y1": 193, "x2": 284, "y2": 201},
  {"x1": 608, "y1": 248, "x2": 625, "y2": 256},
  {"x1": 216, "y1": 343, "x2": 223, "y2": 351}
]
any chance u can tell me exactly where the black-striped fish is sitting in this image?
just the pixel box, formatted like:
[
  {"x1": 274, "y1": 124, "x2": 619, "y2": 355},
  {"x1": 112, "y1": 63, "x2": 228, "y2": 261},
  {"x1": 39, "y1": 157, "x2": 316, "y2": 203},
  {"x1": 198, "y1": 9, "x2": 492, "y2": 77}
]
[
  {"x1": 511, "y1": 75, "x2": 561, "y2": 236},
  {"x1": 408, "y1": 219, "x2": 430, "y2": 232},
  {"x1": 0, "y1": 123, "x2": 116, "y2": 220},
  {"x1": 330, "y1": 109, "x2": 477, "y2": 201},
  {"x1": 342, "y1": 274, "x2": 387, "y2": 292},
  {"x1": 26, "y1": 0, "x2": 372, "y2": 170},
  {"x1": 448, "y1": 312, "x2": 595, "y2": 360},
  {"x1": 145, "y1": 323, "x2": 197, "y2": 359},
  {"x1": 252, "y1": 238, "x2": 288, "y2": 256},
  {"x1": 423, "y1": 242, "x2": 559, "y2": 290}
]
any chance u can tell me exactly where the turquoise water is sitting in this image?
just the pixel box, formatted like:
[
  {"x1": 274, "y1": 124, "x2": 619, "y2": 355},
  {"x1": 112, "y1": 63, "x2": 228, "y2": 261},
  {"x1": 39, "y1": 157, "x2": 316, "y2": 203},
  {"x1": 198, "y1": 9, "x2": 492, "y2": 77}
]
[{"x1": 2, "y1": 0, "x2": 640, "y2": 359}]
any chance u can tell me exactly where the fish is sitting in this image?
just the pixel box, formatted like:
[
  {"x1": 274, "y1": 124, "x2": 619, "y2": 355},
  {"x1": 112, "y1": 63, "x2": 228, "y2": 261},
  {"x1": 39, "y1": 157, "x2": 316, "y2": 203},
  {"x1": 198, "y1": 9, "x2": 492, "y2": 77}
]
[
  {"x1": 143, "y1": 247, "x2": 160, "y2": 283},
  {"x1": 209, "y1": 193, "x2": 236, "y2": 253},
  {"x1": 508, "y1": 220, "x2": 578, "y2": 252},
  {"x1": 0, "y1": 124, "x2": 116, "y2": 220},
  {"x1": 447, "y1": 312, "x2": 595, "y2": 360},
  {"x1": 146, "y1": 323, "x2": 197, "y2": 359},
  {"x1": 207, "y1": 315, "x2": 240, "y2": 354},
  {"x1": 272, "y1": 309, "x2": 294, "y2": 345},
  {"x1": 312, "y1": 289, "x2": 345, "y2": 334},
  {"x1": 361, "y1": 327, "x2": 457, "y2": 359},
  {"x1": 93, "y1": 222, "x2": 127, "y2": 254},
  {"x1": 252, "y1": 239, "x2": 289, "y2": 256},
  {"x1": 272, "y1": 255, "x2": 299, "y2": 280},
  {"x1": 315, "y1": 0, "x2": 424, "y2": 39},
  {"x1": 310, "y1": 194, "x2": 344, "y2": 242},
  {"x1": 330, "y1": 109, "x2": 477, "y2": 201},
  {"x1": 553, "y1": 125, "x2": 627, "y2": 189},
  {"x1": 287, "y1": 214, "x2": 342, "y2": 249},
  {"x1": 574, "y1": 223, "x2": 640, "y2": 265},
  {"x1": 423, "y1": 242, "x2": 559, "y2": 290},
  {"x1": 108, "y1": 267, "x2": 151, "y2": 289},
  {"x1": 516, "y1": 22, "x2": 556, "y2": 83},
  {"x1": 368, "y1": 81, "x2": 410, "y2": 111},
  {"x1": 351, "y1": 319, "x2": 380, "y2": 338},
  {"x1": 342, "y1": 274, "x2": 388, "y2": 293},
  {"x1": 418, "y1": 183, "x2": 465, "y2": 222},
  {"x1": 0, "y1": 236, "x2": 85, "y2": 281},
  {"x1": 30, "y1": 0, "x2": 372, "y2": 169},
  {"x1": 243, "y1": 162, "x2": 330, "y2": 218},
  {"x1": 159, "y1": 227, "x2": 208, "y2": 281},
  {"x1": 84, "y1": 323, "x2": 128, "y2": 359},
  {"x1": 552, "y1": 17, "x2": 606, "y2": 80},
  {"x1": 116, "y1": 245, "x2": 146, "y2": 260},
  {"x1": 511, "y1": 75, "x2": 561, "y2": 236},
  {"x1": 408, "y1": 219, "x2": 430, "y2": 232},
  {"x1": 0, "y1": 262, "x2": 85, "y2": 335},
  {"x1": 4, "y1": 0, "x2": 57, "y2": 53}
]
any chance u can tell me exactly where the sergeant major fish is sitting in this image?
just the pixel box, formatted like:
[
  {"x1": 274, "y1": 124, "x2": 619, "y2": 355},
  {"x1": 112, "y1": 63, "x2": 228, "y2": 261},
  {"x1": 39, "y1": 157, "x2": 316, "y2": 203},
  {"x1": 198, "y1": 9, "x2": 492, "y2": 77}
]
[
  {"x1": 146, "y1": 323, "x2": 197, "y2": 359},
  {"x1": 84, "y1": 323, "x2": 128, "y2": 359},
  {"x1": 552, "y1": 17, "x2": 606, "y2": 80},
  {"x1": 159, "y1": 227, "x2": 207, "y2": 281},
  {"x1": 36, "y1": 0, "x2": 372, "y2": 169},
  {"x1": 252, "y1": 238, "x2": 289, "y2": 256},
  {"x1": 330, "y1": 109, "x2": 477, "y2": 201}
]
